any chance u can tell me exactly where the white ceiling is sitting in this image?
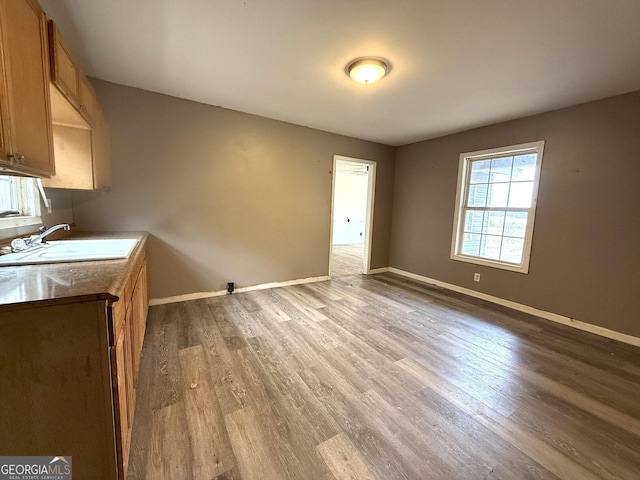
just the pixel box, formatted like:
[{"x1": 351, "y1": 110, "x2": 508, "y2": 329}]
[{"x1": 40, "y1": 0, "x2": 640, "y2": 146}]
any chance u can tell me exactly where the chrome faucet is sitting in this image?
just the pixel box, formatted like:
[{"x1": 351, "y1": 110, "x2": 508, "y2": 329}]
[
  {"x1": 10, "y1": 223, "x2": 71, "y2": 252},
  {"x1": 34, "y1": 223, "x2": 71, "y2": 244}
]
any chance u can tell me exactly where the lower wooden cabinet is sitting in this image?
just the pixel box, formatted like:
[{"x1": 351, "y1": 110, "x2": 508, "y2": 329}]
[
  {"x1": 109, "y1": 252, "x2": 148, "y2": 478},
  {"x1": 0, "y1": 243, "x2": 148, "y2": 480}
]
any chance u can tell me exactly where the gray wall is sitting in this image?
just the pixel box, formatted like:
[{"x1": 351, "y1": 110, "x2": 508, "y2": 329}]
[
  {"x1": 390, "y1": 91, "x2": 640, "y2": 338},
  {"x1": 73, "y1": 80, "x2": 396, "y2": 299}
]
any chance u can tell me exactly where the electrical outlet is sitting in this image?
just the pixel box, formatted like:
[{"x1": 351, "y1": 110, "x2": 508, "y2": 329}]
[{"x1": 474, "y1": 273, "x2": 481, "y2": 282}]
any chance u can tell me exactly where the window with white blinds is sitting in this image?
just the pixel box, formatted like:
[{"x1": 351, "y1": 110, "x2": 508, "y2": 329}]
[{"x1": 450, "y1": 141, "x2": 545, "y2": 273}]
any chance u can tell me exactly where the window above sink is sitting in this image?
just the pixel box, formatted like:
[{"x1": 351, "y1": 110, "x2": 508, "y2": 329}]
[{"x1": 0, "y1": 176, "x2": 42, "y2": 230}]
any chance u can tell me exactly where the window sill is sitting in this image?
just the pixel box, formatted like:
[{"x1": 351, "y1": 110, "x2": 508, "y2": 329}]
[
  {"x1": 451, "y1": 253, "x2": 530, "y2": 274},
  {"x1": 0, "y1": 215, "x2": 42, "y2": 230}
]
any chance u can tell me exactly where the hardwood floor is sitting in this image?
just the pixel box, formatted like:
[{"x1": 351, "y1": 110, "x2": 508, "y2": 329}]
[
  {"x1": 127, "y1": 273, "x2": 640, "y2": 480},
  {"x1": 330, "y1": 243, "x2": 364, "y2": 277}
]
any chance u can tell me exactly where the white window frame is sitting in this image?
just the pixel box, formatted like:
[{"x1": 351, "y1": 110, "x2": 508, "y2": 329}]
[
  {"x1": 450, "y1": 140, "x2": 545, "y2": 273},
  {"x1": 0, "y1": 175, "x2": 42, "y2": 230}
]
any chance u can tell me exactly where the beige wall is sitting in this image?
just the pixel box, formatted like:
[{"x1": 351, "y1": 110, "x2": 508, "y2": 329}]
[
  {"x1": 73, "y1": 80, "x2": 395, "y2": 299},
  {"x1": 390, "y1": 91, "x2": 640, "y2": 337}
]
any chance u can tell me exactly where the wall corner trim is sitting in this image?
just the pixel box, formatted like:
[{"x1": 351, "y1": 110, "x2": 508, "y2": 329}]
[
  {"x1": 149, "y1": 275, "x2": 331, "y2": 306},
  {"x1": 387, "y1": 267, "x2": 640, "y2": 348}
]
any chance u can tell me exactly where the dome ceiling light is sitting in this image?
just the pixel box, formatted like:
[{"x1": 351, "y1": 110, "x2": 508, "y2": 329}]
[{"x1": 347, "y1": 58, "x2": 388, "y2": 85}]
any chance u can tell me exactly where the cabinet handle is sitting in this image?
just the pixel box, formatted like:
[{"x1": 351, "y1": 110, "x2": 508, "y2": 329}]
[{"x1": 9, "y1": 153, "x2": 25, "y2": 164}]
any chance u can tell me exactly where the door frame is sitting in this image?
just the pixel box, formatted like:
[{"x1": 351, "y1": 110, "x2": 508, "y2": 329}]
[{"x1": 329, "y1": 154, "x2": 377, "y2": 276}]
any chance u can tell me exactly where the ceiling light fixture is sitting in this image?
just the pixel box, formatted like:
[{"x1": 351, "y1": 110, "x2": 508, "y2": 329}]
[{"x1": 347, "y1": 58, "x2": 388, "y2": 85}]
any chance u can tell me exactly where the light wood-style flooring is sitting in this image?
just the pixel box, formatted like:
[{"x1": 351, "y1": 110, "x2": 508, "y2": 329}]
[
  {"x1": 330, "y1": 243, "x2": 364, "y2": 277},
  {"x1": 127, "y1": 273, "x2": 640, "y2": 480}
]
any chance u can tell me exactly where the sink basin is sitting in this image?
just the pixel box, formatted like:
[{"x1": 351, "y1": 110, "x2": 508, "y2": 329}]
[{"x1": 0, "y1": 238, "x2": 138, "y2": 266}]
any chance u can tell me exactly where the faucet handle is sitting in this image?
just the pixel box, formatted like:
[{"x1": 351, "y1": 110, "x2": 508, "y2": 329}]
[
  {"x1": 10, "y1": 238, "x2": 28, "y2": 252},
  {"x1": 38, "y1": 226, "x2": 48, "y2": 234}
]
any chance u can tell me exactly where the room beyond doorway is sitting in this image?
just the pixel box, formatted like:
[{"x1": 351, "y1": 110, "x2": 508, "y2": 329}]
[{"x1": 329, "y1": 156, "x2": 376, "y2": 277}]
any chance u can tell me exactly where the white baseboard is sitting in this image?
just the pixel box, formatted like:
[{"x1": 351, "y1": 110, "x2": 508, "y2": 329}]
[
  {"x1": 149, "y1": 275, "x2": 330, "y2": 307},
  {"x1": 386, "y1": 267, "x2": 640, "y2": 348},
  {"x1": 367, "y1": 267, "x2": 390, "y2": 274}
]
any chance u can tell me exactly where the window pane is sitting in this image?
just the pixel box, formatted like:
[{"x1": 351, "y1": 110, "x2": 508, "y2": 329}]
[
  {"x1": 470, "y1": 160, "x2": 490, "y2": 184},
  {"x1": 467, "y1": 184, "x2": 487, "y2": 207},
  {"x1": 513, "y1": 154, "x2": 537, "y2": 181},
  {"x1": 490, "y1": 157, "x2": 513, "y2": 182},
  {"x1": 463, "y1": 210, "x2": 484, "y2": 233},
  {"x1": 0, "y1": 176, "x2": 39, "y2": 217},
  {"x1": 461, "y1": 233, "x2": 481, "y2": 256},
  {"x1": 479, "y1": 235, "x2": 502, "y2": 260},
  {"x1": 486, "y1": 211, "x2": 505, "y2": 235},
  {"x1": 508, "y1": 181, "x2": 534, "y2": 208},
  {"x1": 504, "y1": 212, "x2": 528, "y2": 238},
  {"x1": 500, "y1": 237, "x2": 525, "y2": 264},
  {"x1": 487, "y1": 182, "x2": 509, "y2": 207},
  {"x1": 0, "y1": 177, "x2": 15, "y2": 210}
]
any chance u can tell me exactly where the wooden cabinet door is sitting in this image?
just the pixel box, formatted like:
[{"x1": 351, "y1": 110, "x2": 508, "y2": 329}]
[
  {"x1": 79, "y1": 74, "x2": 97, "y2": 126},
  {"x1": 112, "y1": 329, "x2": 131, "y2": 478},
  {"x1": 0, "y1": 0, "x2": 54, "y2": 176},
  {"x1": 0, "y1": 41, "x2": 9, "y2": 162},
  {"x1": 137, "y1": 260, "x2": 149, "y2": 354},
  {"x1": 131, "y1": 259, "x2": 148, "y2": 384},
  {"x1": 48, "y1": 20, "x2": 80, "y2": 107},
  {"x1": 0, "y1": 37, "x2": 11, "y2": 161},
  {"x1": 125, "y1": 308, "x2": 136, "y2": 429},
  {"x1": 110, "y1": 299, "x2": 136, "y2": 480}
]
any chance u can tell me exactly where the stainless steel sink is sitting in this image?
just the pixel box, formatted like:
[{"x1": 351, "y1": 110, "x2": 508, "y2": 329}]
[{"x1": 0, "y1": 238, "x2": 138, "y2": 266}]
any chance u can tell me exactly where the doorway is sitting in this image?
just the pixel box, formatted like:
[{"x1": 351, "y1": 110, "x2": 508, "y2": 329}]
[{"x1": 329, "y1": 155, "x2": 376, "y2": 277}]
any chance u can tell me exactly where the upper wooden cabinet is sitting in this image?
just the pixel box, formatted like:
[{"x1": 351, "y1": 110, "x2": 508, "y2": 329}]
[
  {"x1": 49, "y1": 20, "x2": 98, "y2": 127},
  {"x1": 0, "y1": 0, "x2": 54, "y2": 177},
  {"x1": 44, "y1": 18, "x2": 111, "y2": 191},
  {"x1": 0, "y1": 1, "x2": 110, "y2": 184},
  {"x1": 44, "y1": 87, "x2": 112, "y2": 191}
]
